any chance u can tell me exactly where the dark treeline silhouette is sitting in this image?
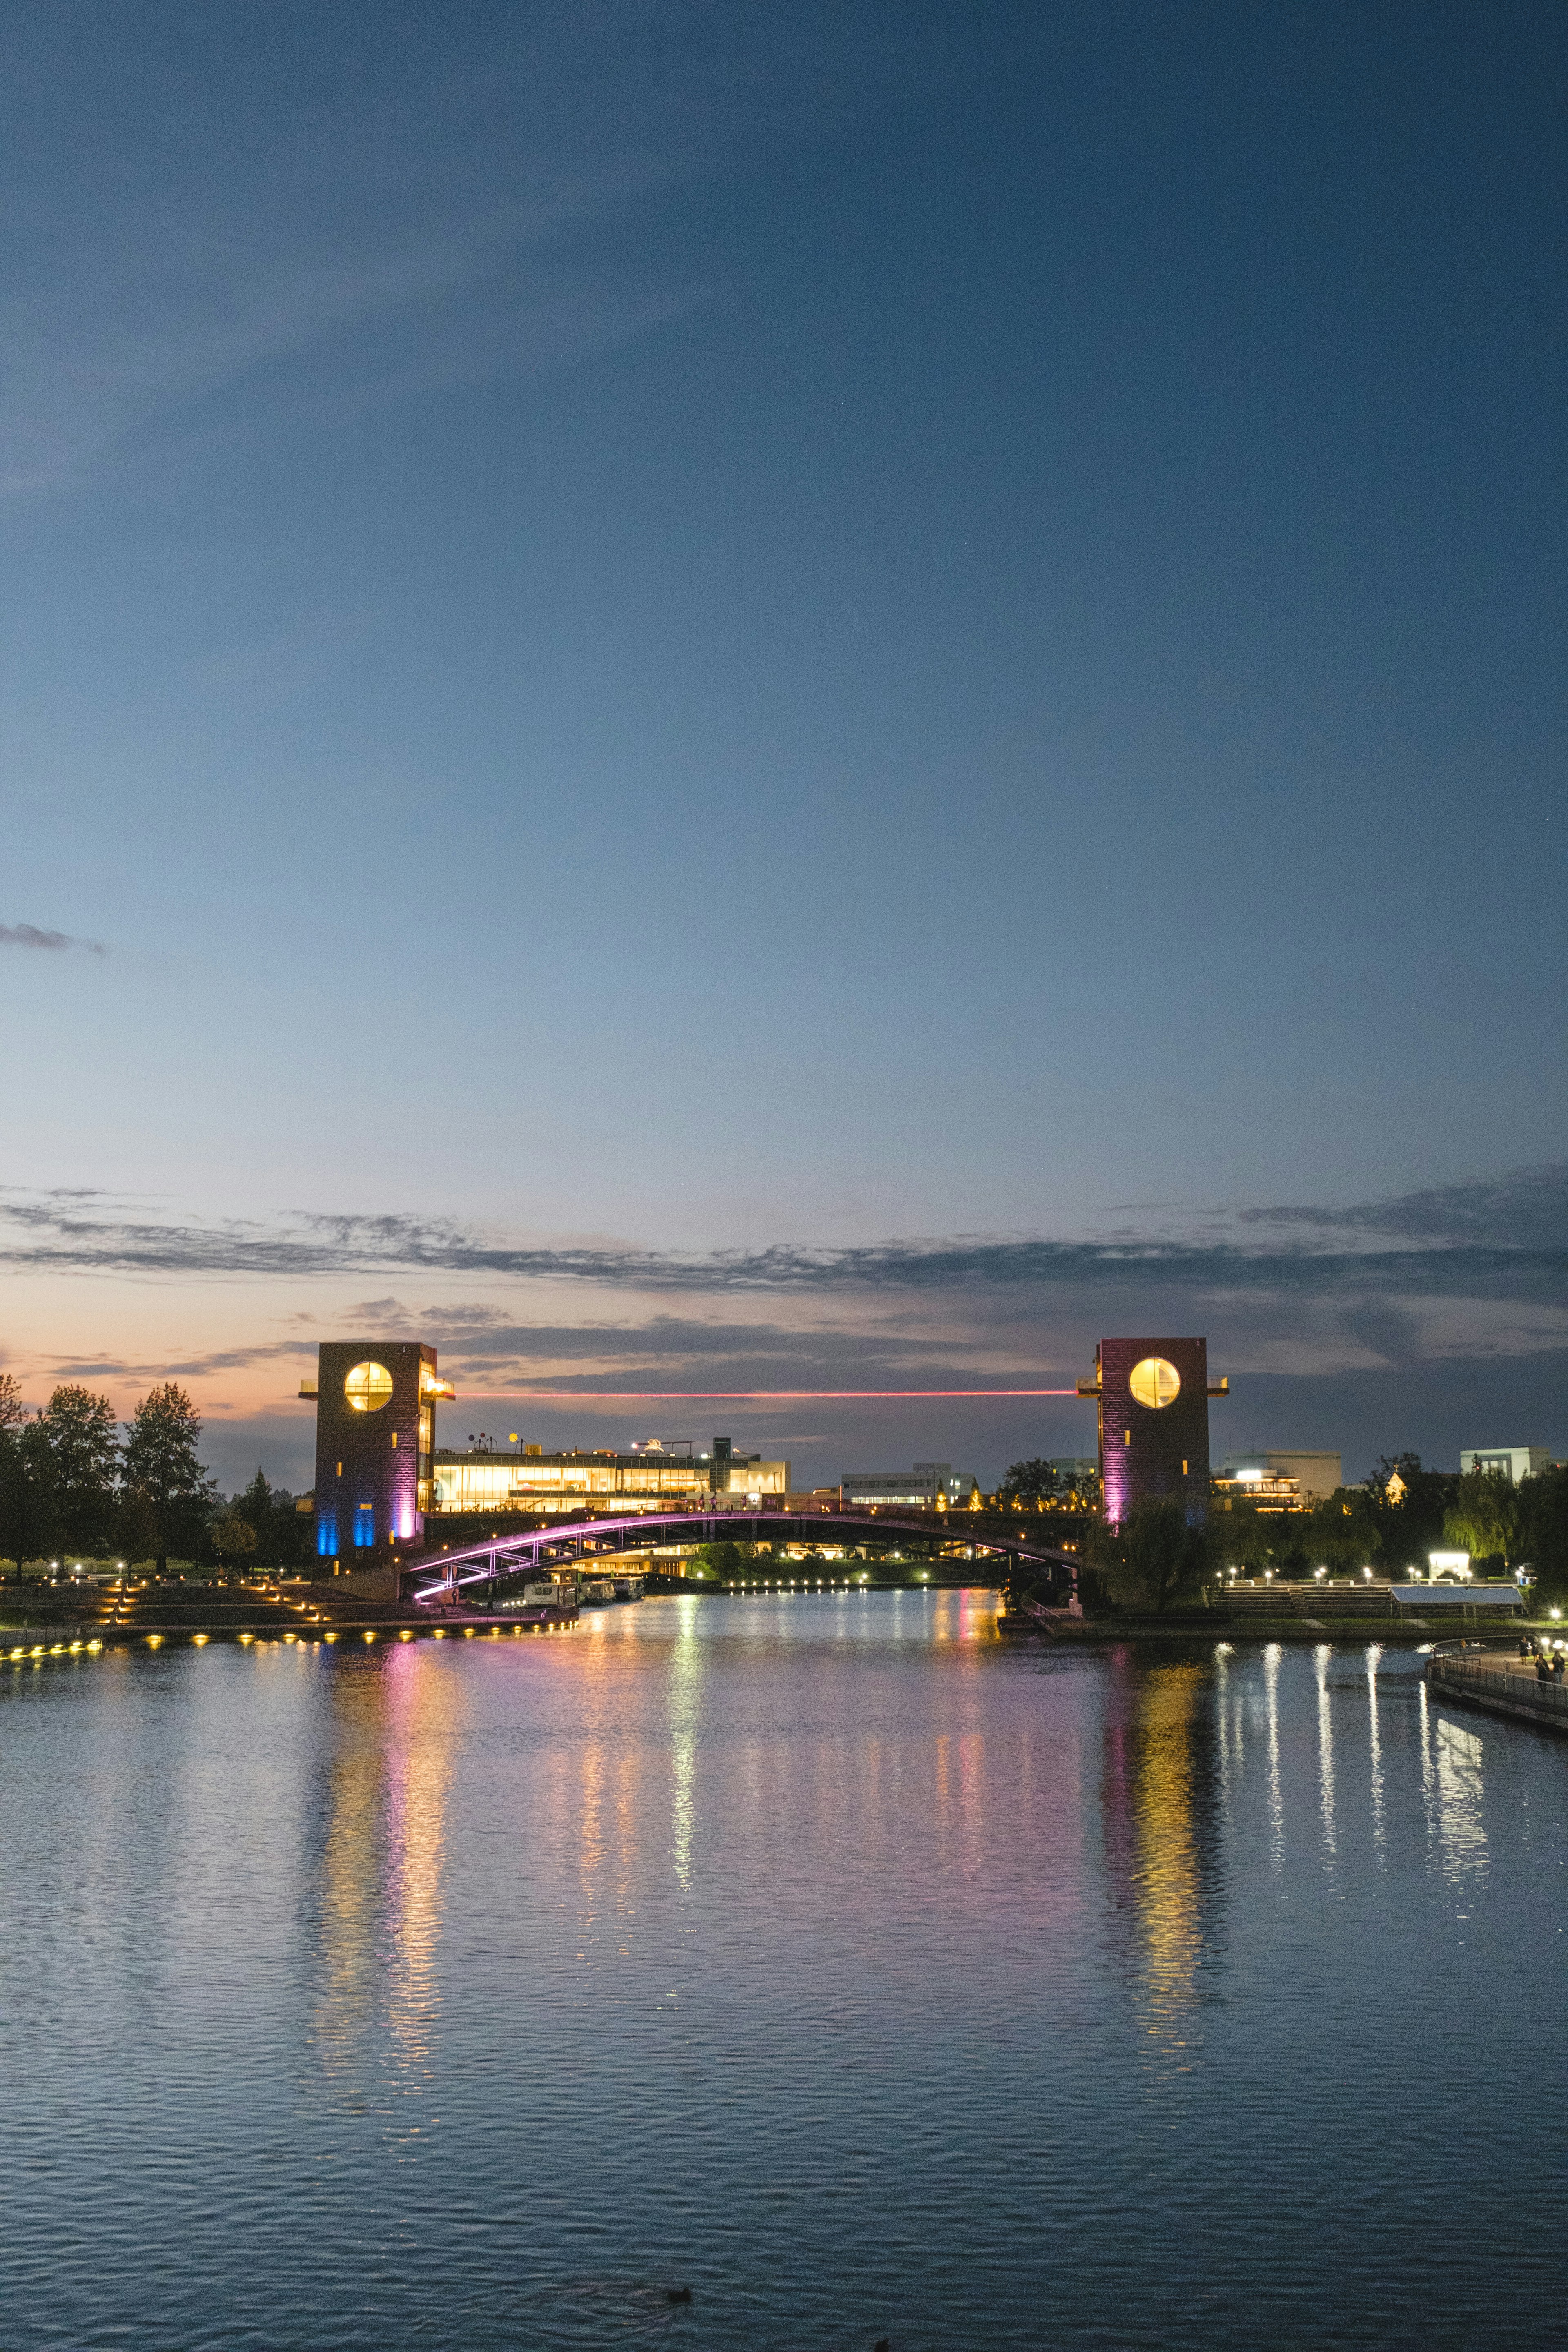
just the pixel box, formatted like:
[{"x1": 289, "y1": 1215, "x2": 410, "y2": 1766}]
[
  {"x1": 999, "y1": 1452, "x2": 1568, "y2": 1617},
  {"x1": 0, "y1": 1375, "x2": 312, "y2": 1577}
]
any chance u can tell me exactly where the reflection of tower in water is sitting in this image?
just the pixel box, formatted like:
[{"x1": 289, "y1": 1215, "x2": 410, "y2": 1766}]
[
  {"x1": 314, "y1": 1666, "x2": 388, "y2": 2075},
  {"x1": 312, "y1": 1650, "x2": 462, "y2": 2081},
  {"x1": 383, "y1": 1645, "x2": 462, "y2": 2071},
  {"x1": 1100, "y1": 1651, "x2": 1220, "y2": 2053}
]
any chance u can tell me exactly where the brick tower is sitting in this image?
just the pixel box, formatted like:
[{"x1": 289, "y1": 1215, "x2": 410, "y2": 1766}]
[
  {"x1": 305, "y1": 1342, "x2": 451, "y2": 1568},
  {"x1": 1078, "y1": 1338, "x2": 1228, "y2": 1526}
]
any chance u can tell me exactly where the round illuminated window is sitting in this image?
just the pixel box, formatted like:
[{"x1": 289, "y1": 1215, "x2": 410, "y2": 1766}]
[
  {"x1": 345, "y1": 1361, "x2": 394, "y2": 1412},
  {"x1": 1128, "y1": 1356, "x2": 1181, "y2": 1409}
]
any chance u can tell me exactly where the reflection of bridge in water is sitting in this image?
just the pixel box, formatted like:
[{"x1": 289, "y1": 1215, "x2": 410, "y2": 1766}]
[{"x1": 406, "y1": 1506, "x2": 1078, "y2": 1608}]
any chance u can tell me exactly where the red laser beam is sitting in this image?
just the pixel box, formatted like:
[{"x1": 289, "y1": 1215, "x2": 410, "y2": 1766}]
[{"x1": 456, "y1": 1388, "x2": 1082, "y2": 1401}]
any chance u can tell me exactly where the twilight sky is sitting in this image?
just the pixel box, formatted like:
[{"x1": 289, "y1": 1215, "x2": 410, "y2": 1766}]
[{"x1": 2, "y1": 0, "x2": 1564, "y2": 1493}]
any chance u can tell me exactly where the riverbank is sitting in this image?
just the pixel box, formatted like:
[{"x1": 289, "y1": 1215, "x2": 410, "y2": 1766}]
[
  {"x1": 1427, "y1": 1650, "x2": 1568, "y2": 1735},
  {"x1": 1015, "y1": 1613, "x2": 1552, "y2": 1643}
]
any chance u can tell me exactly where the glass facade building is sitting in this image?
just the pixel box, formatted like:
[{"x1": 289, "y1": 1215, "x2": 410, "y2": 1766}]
[{"x1": 430, "y1": 1447, "x2": 790, "y2": 1517}]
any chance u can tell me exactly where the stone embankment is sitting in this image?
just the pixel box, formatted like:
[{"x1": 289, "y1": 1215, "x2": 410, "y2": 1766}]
[{"x1": 1427, "y1": 1650, "x2": 1568, "y2": 1736}]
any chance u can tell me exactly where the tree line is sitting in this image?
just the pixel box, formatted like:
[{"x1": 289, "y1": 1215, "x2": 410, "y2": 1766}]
[
  {"x1": 0, "y1": 1376, "x2": 312, "y2": 1577},
  {"x1": 1070, "y1": 1454, "x2": 1568, "y2": 1616}
]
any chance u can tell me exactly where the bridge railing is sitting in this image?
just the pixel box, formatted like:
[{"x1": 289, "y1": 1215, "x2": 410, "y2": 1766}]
[{"x1": 403, "y1": 1504, "x2": 1080, "y2": 1605}]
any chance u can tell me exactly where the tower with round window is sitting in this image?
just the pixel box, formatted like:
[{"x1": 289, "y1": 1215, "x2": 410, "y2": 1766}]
[
  {"x1": 308, "y1": 1340, "x2": 452, "y2": 1570},
  {"x1": 1078, "y1": 1338, "x2": 1228, "y2": 1526}
]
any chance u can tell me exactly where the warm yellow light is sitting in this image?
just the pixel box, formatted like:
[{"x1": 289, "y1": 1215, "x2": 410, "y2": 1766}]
[
  {"x1": 192, "y1": 1634, "x2": 209, "y2": 1646},
  {"x1": 239, "y1": 1632, "x2": 254, "y2": 1644},
  {"x1": 1129, "y1": 1356, "x2": 1182, "y2": 1409},
  {"x1": 362, "y1": 1630, "x2": 376, "y2": 1643},
  {"x1": 345, "y1": 1361, "x2": 394, "y2": 1412},
  {"x1": 146, "y1": 1635, "x2": 162, "y2": 1649},
  {"x1": 399, "y1": 1629, "x2": 413, "y2": 1641},
  {"x1": 324, "y1": 1631, "x2": 339, "y2": 1643}
]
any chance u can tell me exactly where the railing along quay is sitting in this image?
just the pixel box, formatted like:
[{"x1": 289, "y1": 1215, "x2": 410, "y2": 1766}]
[{"x1": 1427, "y1": 1651, "x2": 1568, "y2": 1735}]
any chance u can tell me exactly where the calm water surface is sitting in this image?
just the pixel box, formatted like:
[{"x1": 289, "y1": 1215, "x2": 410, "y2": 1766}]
[{"x1": 3, "y1": 1591, "x2": 1566, "y2": 2349}]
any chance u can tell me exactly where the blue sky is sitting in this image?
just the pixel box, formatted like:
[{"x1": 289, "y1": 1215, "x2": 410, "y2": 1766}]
[{"x1": 2, "y1": 0, "x2": 1564, "y2": 1490}]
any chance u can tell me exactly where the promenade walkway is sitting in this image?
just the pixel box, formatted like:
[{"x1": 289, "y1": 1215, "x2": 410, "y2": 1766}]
[{"x1": 1427, "y1": 1648, "x2": 1568, "y2": 1736}]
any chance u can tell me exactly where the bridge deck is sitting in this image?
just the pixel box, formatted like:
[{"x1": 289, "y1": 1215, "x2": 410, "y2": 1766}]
[{"x1": 405, "y1": 1506, "x2": 1078, "y2": 1601}]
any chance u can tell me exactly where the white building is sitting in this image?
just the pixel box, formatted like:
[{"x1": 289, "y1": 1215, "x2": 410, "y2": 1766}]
[
  {"x1": 840, "y1": 1461, "x2": 973, "y2": 1508},
  {"x1": 1459, "y1": 1446, "x2": 1552, "y2": 1483}
]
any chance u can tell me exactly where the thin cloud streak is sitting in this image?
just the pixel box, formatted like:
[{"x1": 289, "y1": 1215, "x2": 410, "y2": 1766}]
[
  {"x1": 0, "y1": 923, "x2": 104, "y2": 953},
  {"x1": 0, "y1": 4, "x2": 889, "y2": 497}
]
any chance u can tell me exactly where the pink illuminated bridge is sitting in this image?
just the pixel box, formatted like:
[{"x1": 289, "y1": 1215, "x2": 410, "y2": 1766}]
[{"x1": 405, "y1": 1502, "x2": 1079, "y2": 1606}]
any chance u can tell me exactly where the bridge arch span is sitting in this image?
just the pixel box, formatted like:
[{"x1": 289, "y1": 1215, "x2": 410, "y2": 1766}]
[{"x1": 405, "y1": 1505, "x2": 1077, "y2": 1605}]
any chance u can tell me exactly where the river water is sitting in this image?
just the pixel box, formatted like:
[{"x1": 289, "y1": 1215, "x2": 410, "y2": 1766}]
[{"x1": 2, "y1": 1591, "x2": 1565, "y2": 2350}]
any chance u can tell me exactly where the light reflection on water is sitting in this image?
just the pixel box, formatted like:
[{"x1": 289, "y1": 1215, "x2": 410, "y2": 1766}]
[{"x1": 1, "y1": 1593, "x2": 1564, "y2": 2351}]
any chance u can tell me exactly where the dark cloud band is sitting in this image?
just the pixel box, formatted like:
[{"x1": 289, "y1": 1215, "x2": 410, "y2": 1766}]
[{"x1": 3, "y1": 1163, "x2": 1562, "y2": 1310}]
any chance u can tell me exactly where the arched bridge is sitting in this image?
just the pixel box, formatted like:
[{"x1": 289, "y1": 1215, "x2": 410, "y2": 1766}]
[{"x1": 405, "y1": 1506, "x2": 1078, "y2": 1606}]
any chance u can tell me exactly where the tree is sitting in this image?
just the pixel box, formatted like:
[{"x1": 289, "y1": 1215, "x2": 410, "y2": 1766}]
[
  {"x1": 234, "y1": 1468, "x2": 278, "y2": 1559},
  {"x1": 693, "y1": 1538, "x2": 753, "y2": 1579},
  {"x1": 1361, "y1": 1454, "x2": 1456, "y2": 1572},
  {"x1": 1517, "y1": 1466, "x2": 1568, "y2": 1610},
  {"x1": 121, "y1": 1383, "x2": 215, "y2": 1577},
  {"x1": 1443, "y1": 1468, "x2": 1521, "y2": 1571},
  {"x1": 1087, "y1": 1499, "x2": 1210, "y2": 1613},
  {"x1": 210, "y1": 1508, "x2": 258, "y2": 1573},
  {"x1": 1366, "y1": 1453, "x2": 1423, "y2": 1503},
  {"x1": 29, "y1": 1385, "x2": 121, "y2": 1558},
  {"x1": 996, "y1": 1458, "x2": 1060, "y2": 1508},
  {"x1": 1207, "y1": 1493, "x2": 1274, "y2": 1574},
  {"x1": 0, "y1": 1376, "x2": 31, "y2": 1577},
  {"x1": 1300, "y1": 1490, "x2": 1383, "y2": 1575}
]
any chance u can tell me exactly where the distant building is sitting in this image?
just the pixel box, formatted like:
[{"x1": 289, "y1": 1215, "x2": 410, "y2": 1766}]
[
  {"x1": 712, "y1": 1448, "x2": 791, "y2": 1498},
  {"x1": 840, "y1": 1461, "x2": 973, "y2": 1508},
  {"x1": 707, "y1": 1437, "x2": 791, "y2": 1496},
  {"x1": 1213, "y1": 1466, "x2": 1307, "y2": 1514},
  {"x1": 1220, "y1": 1450, "x2": 1342, "y2": 1503},
  {"x1": 1460, "y1": 1446, "x2": 1552, "y2": 1483},
  {"x1": 1050, "y1": 1458, "x2": 1100, "y2": 1489}
]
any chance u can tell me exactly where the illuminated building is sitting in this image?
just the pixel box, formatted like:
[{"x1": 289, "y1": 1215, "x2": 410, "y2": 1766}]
[
  {"x1": 430, "y1": 1443, "x2": 789, "y2": 1517},
  {"x1": 1220, "y1": 1449, "x2": 1341, "y2": 1501},
  {"x1": 705, "y1": 1439, "x2": 791, "y2": 1498},
  {"x1": 1212, "y1": 1467, "x2": 1305, "y2": 1513},
  {"x1": 303, "y1": 1343, "x2": 454, "y2": 1567},
  {"x1": 1078, "y1": 1338, "x2": 1228, "y2": 1526}
]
